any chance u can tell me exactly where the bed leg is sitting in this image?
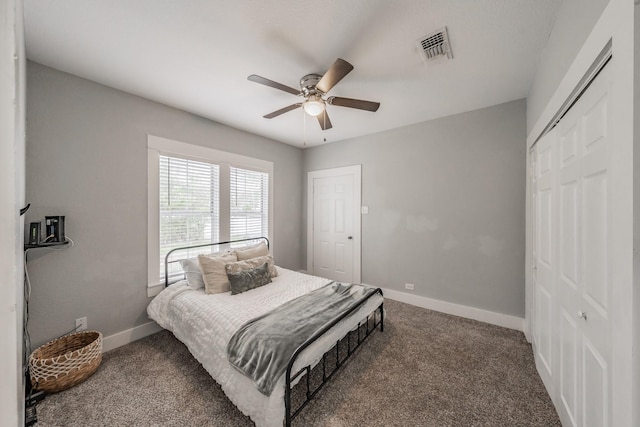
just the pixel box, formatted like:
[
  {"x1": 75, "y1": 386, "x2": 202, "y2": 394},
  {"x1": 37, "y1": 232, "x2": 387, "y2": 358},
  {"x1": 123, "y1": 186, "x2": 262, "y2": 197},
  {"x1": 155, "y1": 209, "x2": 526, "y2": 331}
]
[
  {"x1": 285, "y1": 377, "x2": 292, "y2": 427},
  {"x1": 380, "y1": 303, "x2": 384, "y2": 332}
]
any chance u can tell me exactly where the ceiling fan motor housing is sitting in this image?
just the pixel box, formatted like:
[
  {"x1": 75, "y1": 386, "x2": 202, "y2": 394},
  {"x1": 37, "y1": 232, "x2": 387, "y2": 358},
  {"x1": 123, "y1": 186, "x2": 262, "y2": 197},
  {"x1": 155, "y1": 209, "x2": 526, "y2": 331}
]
[{"x1": 300, "y1": 74, "x2": 323, "y2": 96}]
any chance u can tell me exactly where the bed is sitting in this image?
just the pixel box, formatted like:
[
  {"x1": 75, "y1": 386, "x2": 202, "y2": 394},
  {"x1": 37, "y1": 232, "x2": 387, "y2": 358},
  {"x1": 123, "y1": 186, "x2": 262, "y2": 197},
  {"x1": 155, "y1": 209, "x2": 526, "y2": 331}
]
[{"x1": 147, "y1": 237, "x2": 384, "y2": 427}]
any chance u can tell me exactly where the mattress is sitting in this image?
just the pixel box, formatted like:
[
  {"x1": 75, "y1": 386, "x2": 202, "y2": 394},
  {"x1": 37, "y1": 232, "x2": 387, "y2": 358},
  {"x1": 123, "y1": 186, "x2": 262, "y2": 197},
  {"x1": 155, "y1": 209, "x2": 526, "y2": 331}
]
[{"x1": 147, "y1": 267, "x2": 383, "y2": 427}]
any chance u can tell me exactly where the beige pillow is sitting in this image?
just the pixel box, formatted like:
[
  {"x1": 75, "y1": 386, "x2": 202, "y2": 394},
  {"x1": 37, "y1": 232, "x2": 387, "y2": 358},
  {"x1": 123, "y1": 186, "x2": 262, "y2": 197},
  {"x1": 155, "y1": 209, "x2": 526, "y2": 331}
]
[
  {"x1": 225, "y1": 255, "x2": 277, "y2": 278},
  {"x1": 235, "y1": 241, "x2": 269, "y2": 261},
  {"x1": 198, "y1": 253, "x2": 238, "y2": 294}
]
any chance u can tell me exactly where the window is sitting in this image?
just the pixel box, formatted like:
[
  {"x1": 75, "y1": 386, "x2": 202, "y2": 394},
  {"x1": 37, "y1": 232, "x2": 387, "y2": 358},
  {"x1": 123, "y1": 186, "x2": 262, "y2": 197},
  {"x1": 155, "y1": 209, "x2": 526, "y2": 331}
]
[
  {"x1": 159, "y1": 156, "x2": 219, "y2": 282},
  {"x1": 148, "y1": 135, "x2": 273, "y2": 296},
  {"x1": 230, "y1": 167, "x2": 269, "y2": 242}
]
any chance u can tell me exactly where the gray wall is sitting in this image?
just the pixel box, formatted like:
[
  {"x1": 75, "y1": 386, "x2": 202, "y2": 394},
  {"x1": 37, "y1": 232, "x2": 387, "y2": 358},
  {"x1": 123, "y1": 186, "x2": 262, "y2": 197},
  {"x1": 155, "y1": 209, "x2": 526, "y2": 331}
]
[
  {"x1": 26, "y1": 60, "x2": 527, "y2": 346},
  {"x1": 303, "y1": 100, "x2": 526, "y2": 317},
  {"x1": 527, "y1": 0, "x2": 609, "y2": 134},
  {"x1": 25, "y1": 62, "x2": 304, "y2": 347}
]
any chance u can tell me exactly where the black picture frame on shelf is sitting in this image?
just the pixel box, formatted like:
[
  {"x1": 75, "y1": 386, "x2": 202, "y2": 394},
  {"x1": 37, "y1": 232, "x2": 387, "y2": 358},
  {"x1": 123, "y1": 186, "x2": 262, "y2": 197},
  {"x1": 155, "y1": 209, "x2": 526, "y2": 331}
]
[
  {"x1": 45, "y1": 216, "x2": 65, "y2": 243},
  {"x1": 28, "y1": 222, "x2": 41, "y2": 245}
]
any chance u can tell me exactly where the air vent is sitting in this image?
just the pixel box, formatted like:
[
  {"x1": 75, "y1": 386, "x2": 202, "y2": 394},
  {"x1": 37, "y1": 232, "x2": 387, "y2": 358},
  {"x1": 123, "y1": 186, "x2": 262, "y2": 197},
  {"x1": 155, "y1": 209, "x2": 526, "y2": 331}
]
[{"x1": 417, "y1": 27, "x2": 453, "y2": 63}]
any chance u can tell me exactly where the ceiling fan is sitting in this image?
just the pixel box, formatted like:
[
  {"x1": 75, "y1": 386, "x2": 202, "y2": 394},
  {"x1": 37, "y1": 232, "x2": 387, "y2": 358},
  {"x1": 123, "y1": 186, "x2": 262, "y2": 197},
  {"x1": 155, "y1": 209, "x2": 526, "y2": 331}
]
[{"x1": 247, "y1": 58, "x2": 380, "y2": 131}]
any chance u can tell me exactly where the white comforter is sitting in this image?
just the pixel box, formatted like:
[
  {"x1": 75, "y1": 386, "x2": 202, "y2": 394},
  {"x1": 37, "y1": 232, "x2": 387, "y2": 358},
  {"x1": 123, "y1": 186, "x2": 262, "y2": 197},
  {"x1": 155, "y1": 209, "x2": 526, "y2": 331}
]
[{"x1": 147, "y1": 267, "x2": 383, "y2": 427}]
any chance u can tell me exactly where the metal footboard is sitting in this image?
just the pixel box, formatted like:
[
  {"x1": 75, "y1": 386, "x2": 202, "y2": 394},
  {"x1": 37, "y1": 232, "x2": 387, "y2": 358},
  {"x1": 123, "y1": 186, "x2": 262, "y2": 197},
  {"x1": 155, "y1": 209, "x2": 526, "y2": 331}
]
[{"x1": 284, "y1": 289, "x2": 384, "y2": 427}]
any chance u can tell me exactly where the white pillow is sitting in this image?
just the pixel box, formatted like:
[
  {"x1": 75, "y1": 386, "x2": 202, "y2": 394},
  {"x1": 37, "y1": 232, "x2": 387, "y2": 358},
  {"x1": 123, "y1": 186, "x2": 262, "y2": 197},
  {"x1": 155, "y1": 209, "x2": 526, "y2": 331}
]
[{"x1": 179, "y1": 258, "x2": 206, "y2": 289}]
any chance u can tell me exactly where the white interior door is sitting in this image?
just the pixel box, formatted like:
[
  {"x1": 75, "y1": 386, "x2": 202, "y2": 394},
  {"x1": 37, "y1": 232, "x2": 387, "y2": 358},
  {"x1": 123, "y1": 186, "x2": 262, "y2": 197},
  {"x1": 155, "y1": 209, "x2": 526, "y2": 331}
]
[
  {"x1": 532, "y1": 127, "x2": 558, "y2": 398},
  {"x1": 532, "y1": 63, "x2": 613, "y2": 427},
  {"x1": 307, "y1": 165, "x2": 361, "y2": 283},
  {"x1": 556, "y1": 110, "x2": 582, "y2": 427},
  {"x1": 558, "y1": 61, "x2": 612, "y2": 427}
]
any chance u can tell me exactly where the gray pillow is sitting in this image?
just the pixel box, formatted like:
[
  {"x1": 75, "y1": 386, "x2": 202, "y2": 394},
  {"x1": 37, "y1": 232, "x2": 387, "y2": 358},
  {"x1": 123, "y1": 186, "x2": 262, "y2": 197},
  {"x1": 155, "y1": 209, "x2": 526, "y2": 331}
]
[
  {"x1": 226, "y1": 262, "x2": 272, "y2": 295},
  {"x1": 225, "y1": 255, "x2": 278, "y2": 278}
]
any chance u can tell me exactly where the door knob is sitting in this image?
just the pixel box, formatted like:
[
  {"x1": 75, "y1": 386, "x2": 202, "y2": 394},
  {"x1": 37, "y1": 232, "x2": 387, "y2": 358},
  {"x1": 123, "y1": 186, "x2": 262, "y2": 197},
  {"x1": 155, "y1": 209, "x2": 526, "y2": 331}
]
[
  {"x1": 578, "y1": 311, "x2": 587, "y2": 320},
  {"x1": 347, "y1": 236, "x2": 353, "y2": 240}
]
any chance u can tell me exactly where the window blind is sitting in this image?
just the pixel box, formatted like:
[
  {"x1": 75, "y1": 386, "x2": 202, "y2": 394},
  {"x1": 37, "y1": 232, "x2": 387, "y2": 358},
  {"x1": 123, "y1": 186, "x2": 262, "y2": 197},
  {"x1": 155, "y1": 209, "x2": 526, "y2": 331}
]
[
  {"x1": 230, "y1": 167, "x2": 269, "y2": 242},
  {"x1": 159, "y1": 155, "x2": 219, "y2": 280}
]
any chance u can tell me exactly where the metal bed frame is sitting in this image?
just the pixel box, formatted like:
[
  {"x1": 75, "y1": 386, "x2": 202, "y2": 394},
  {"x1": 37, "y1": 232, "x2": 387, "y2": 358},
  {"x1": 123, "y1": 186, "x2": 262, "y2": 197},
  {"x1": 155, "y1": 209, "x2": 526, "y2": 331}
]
[{"x1": 163, "y1": 237, "x2": 384, "y2": 427}]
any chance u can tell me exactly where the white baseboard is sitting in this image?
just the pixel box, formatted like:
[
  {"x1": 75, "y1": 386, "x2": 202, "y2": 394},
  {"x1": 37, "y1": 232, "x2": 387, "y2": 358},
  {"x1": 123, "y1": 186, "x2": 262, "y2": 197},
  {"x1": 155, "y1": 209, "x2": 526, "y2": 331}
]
[
  {"x1": 102, "y1": 321, "x2": 163, "y2": 353},
  {"x1": 380, "y1": 287, "x2": 525, "y2": 332},
  {"x1": 100, "y1": 291, "x2": 524, "y2": 353}
]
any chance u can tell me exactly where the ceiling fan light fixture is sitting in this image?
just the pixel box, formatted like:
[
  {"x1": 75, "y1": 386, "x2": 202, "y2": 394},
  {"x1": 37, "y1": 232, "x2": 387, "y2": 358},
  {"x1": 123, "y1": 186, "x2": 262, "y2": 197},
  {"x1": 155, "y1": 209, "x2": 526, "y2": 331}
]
[{"x1": 303, "y1": 95, "x2": 325, "y2": 117}]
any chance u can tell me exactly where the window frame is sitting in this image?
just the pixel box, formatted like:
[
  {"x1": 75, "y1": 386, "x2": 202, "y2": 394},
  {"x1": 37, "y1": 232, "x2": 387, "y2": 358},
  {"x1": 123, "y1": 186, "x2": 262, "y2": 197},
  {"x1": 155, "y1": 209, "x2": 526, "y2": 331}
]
[{"x1": 147, "y1": 135, "x2": 273, "y2": 297}]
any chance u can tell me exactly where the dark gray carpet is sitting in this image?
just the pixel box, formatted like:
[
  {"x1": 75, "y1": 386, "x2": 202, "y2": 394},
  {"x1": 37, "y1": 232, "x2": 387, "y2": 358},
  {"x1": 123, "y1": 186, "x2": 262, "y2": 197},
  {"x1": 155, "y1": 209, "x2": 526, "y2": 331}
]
[{"x1": 36, "y1": 299, "x2": 560, "y2": 426}]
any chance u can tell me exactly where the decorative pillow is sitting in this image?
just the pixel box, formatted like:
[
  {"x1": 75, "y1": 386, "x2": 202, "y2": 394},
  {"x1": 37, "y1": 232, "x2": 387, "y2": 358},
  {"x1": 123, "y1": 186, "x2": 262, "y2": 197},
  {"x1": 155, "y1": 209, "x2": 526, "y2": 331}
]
[
  {"x1": 227, "y1": 262, "x2": 272, "y2": 295},
  {"x1": 198, "y1": 253, "x2": 238, "y2": 294},
  {"x1": 225, "y1": 255, "x2": 278, "y2": 278},
  {"x1": 179, "y1": 250, "x2": 234, "y2": 289},
  {"x1": 235, "y1": 241, "x2": 269, "y2": 261},
  {"x1": 179, "y1": 258, "x2": 206, "y2": 289}
]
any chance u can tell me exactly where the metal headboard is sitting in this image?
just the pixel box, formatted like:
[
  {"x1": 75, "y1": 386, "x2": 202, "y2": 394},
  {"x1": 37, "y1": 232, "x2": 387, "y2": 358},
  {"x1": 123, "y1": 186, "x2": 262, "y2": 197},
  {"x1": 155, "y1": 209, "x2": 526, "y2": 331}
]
[{"x1": 164, "y1": 237, "x2": 270, "y2": 287}]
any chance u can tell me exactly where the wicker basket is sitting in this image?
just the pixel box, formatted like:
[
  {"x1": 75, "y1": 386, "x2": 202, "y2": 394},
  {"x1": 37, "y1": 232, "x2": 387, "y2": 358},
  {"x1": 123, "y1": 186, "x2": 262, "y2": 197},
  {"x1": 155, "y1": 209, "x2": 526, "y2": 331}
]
[{"x1": 29, "y1": 330, "x2": 103, "y2": 393}]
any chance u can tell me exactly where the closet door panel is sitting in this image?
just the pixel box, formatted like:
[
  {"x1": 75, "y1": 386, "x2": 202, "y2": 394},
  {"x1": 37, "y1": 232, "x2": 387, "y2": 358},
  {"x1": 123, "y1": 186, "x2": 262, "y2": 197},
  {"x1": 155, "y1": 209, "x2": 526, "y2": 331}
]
[
  {"x1": 559, "y1": 309, "x2": 579, "y2": 427},
  {"x1": 582, "y1": 171, "x2": 608, "y2": 313},
  {"x1": 560, "y1": 182, "x2": 578, "y2": 284},
  {"x1": 558, "y1": 178, "x2": 579, "y2": 427},
  {"x1": 535, "y1": 283, "x2": 554, "y2": 374},
  {"x1": 533, "y1": 130, "x2": 557, "y2": 392},
  {"x1": 578, "y1": 68, "x2": 612, "y2": 427},
  {"x1": 582, "y1": 340, "x2": 607, "y2": 427},
  {"x1": 557, "y1": 120, "x2": 581, "y2": 427}
]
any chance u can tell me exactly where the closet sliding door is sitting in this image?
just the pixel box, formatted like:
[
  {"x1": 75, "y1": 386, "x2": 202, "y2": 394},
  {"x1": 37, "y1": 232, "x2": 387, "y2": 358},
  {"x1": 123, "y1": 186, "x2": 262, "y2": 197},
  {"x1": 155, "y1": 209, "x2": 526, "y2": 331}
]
[
  {"x1": 532, "y1": 62, "x2": 613, "y2": 427},
  {"x1": 532, "y1": 127, "x2": 557, "y2": 398}
]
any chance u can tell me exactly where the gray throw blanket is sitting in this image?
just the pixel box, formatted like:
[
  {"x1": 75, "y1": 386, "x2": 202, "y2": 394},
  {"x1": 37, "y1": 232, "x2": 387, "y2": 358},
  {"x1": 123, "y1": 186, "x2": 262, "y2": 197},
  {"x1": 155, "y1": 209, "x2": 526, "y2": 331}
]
[{"x1": 227, "y1": 282, "x2": 377, "y2": 396}]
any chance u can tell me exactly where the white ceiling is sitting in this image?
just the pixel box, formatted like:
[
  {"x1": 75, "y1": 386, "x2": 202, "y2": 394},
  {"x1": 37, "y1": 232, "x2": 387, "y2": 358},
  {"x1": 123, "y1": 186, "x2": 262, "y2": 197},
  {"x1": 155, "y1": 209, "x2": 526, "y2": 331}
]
[{"x1": 24, "y1": 1, "x2": 562, "y2": 148}]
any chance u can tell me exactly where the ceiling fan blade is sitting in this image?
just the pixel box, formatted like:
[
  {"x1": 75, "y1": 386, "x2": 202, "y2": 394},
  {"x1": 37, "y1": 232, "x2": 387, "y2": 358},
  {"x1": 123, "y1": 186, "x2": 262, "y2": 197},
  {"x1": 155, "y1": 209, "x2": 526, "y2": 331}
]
[
  {"x1": 317, "y1": 110, "x2": 333, "y2": 130},
  {"x1": 316, "y1": 58, "x2": 354, "y2": 94},
  {"x1": 263, "y1": 103, "x2": 302, "y2": 119},
  {"x1": 248, "y1": 74, "x2": 301, "y2": 96},
  {"x1": 328, "y1": 96, "x2": 380, "y2": 112}
]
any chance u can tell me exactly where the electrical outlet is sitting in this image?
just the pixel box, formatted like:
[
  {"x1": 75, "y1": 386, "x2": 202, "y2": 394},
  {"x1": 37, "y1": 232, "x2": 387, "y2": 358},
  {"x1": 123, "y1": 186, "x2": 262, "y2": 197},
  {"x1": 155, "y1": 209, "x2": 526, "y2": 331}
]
[
  {"x1": 405, "y1": 283, "x2": 415, "y2": 291},
  {"x1": 75, "y1": 317, "x2": 87, "y2": 331}
]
